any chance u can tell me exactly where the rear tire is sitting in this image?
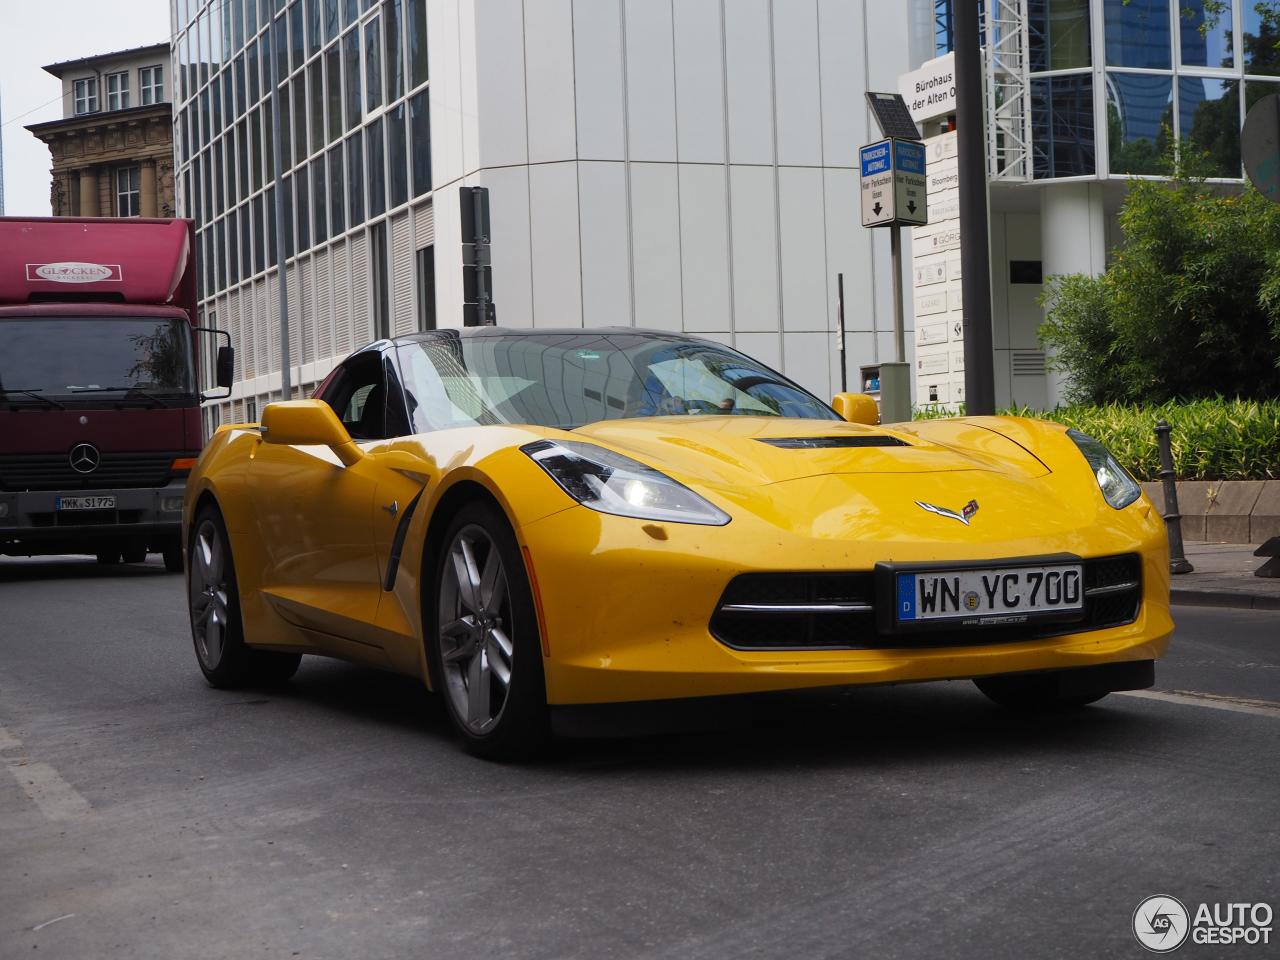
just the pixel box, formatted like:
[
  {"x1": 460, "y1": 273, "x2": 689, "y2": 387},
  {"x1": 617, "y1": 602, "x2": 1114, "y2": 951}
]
[
  {"x1": 426, "y1": 499, "x2": 548, "y2": 760},
  {"x1": 96, "y1": 550, "x2": 120, "y2": 565},
  {"x1": 188, "y1": 505, "x2": 301, "y2": 688},
  {"x1": 122, "y1": 546, "x2": 147, "y2": 564}
]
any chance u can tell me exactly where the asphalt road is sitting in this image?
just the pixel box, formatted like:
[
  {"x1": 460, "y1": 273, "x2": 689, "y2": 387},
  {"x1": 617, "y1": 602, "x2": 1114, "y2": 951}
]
[{"x1": 1, "y1": 556, "x2": 1277, "y2": 960}]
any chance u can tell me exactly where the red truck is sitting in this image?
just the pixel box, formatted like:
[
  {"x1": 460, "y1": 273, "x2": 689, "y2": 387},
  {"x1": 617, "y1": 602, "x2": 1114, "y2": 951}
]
[{"x1": 0, "y1": 217, "x2": 231, "y2": 571}]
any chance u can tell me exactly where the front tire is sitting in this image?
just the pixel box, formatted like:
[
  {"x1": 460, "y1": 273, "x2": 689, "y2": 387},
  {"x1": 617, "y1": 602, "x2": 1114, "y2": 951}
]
[
  {"x1": 427, "y1": 500, "x2": 547, "y2": 760},
  {"x1": 974, "y1": 674, "x2": 1108, "y2": 711},
  {"x1": 188, "y1": 505, "x2": 300, "y2": 688}
]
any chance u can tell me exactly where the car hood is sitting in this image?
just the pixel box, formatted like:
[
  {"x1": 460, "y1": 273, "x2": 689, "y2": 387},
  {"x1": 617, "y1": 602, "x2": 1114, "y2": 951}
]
[{"x1": 572, "y1": 416, "x2": 1050, "y2": 489}]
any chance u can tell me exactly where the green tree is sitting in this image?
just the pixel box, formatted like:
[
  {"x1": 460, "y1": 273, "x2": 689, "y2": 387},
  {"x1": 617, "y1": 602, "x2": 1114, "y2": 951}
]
[{"x1": 1040, "y1": 161, "x2": 1280, "y2": 404}]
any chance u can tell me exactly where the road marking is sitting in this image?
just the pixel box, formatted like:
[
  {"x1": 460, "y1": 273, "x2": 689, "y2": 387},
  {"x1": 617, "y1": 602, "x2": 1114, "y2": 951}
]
[
  {"x1": 31, "y1": 914, "x2": 76, "y2": 933},
  {"x1": 1118, "y1": 689, "x2": 1280, "y2": 719},
  {"x1": 0, "y1": 724, "x2": 94, "y2": 821}
]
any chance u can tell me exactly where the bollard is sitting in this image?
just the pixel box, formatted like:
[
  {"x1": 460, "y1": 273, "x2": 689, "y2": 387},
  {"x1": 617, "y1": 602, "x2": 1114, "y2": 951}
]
[{"x1": 1155, "y1": 419, "x2": 1194, "y2": 574}]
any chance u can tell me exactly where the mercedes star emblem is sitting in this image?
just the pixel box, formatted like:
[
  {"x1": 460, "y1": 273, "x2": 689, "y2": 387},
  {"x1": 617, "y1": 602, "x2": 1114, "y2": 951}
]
[{"x1": 68, "y1": 442, "x2": 101, "y2": 474}]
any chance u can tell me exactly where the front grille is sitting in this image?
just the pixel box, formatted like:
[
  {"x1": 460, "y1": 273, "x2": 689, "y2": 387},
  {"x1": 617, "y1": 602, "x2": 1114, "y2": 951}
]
[
  {"x1": 710, "y1": 554, "x2": 1143, "y2": 651},
  {"x1": 28, "y1": 509, "x2": 147, "y2": 527},
  {"x1": 0, "y1": 453, "x2": 174, "y2": 491}
]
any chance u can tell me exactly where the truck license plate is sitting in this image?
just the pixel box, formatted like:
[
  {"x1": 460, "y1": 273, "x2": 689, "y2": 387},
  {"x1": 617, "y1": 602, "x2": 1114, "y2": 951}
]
[
  {"x1": 56, "y1": 496, "x2": 116, "y2": 511},
  {"x1": 896, "y1": 563, "x2": 1084, "y2": 624}
]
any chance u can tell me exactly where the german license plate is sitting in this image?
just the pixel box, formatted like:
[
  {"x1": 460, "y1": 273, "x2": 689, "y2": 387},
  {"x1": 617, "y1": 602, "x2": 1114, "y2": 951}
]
[
  {"x1": 56, "y1": 496, "x2": 116, "y2": 511},
  {"x1": 895, "y1": 563, "x2": 1084, "y2": 624}
]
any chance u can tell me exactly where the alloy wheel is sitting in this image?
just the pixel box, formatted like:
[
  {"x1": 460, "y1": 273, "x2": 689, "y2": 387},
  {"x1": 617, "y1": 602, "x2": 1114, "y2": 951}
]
[
  {"x1": 437, "y1": 524, "x2": 515, "y2": 734},
  {"x1": 190, "y1": 519, "x2": 230, "y2": 668}
]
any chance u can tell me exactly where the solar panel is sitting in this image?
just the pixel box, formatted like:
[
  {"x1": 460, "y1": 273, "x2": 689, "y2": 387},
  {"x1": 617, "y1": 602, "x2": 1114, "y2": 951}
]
[{"x1": 865, "y1": 92, "x2": 922, "y2": 141}]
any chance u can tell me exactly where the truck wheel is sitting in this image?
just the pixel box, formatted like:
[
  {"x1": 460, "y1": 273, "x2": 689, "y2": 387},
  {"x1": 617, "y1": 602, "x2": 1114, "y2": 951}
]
[
  {"x1": 96, "y1": 550, "x2": 121, "y2": 565},
  {"x1": 162, "y1": 542, "x2": 184, "y2": 573},
  {"x1": 122, "y1": 546, "x2": 147, "y2": 564},
  {"x1": 188, "y1": 505, "x2": 300, "y2": 688}
]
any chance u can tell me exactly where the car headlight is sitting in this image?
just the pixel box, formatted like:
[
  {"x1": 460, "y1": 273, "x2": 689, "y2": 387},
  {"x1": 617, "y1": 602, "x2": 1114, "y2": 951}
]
[
  {"x1": 1067, "y1": 429, "x2": 1141, "y2": 510},
  {"x1": 522, "y1": 439, "x2": 731, "y2": 526}
]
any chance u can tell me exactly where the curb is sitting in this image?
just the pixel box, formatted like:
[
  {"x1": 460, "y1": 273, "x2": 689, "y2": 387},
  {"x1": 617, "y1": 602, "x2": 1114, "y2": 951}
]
[{"x1": 1170, "y1": 588, "x2": 1280, "y2": 611}]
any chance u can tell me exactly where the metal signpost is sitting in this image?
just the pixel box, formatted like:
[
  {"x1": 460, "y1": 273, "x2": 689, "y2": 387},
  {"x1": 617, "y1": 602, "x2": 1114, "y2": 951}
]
[{"x1": 858, "y1": 110, "x2": 927, "y2": 424}]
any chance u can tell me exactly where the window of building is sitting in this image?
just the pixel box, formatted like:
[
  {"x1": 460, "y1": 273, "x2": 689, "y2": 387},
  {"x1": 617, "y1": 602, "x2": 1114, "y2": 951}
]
[
  {"x1": 1180, "y1": 1, "x2": 1234, "y2": 69},
  {"x1": 364, "y1": 16, "x2": 383, "y2": 114},
  {"x1": 371, "y1": 220, "x2": 390, "y2": 339},
  {"x1": 1106, "y1": 73, "x2": 1172, "y2": 175},
  {"x1": 140, "y1": 64, "x2": 165, "y2": 104},
  {"x1": 1029, "y1": 0, "x2": 1091, "y2": 71},
  {"x1": 1242, "y1": 3, "x2": 1280, "y2": 76},
  {"x1": 1179, "y1": 77, "x2": 1241, "y2": 176},
  {"x1": 116, "y1": 166, "x2": 141, "y2": 217},
  {"x1": 1031, "y1": 74, "x2": 1096, "y2": 178},
  {"x1": 74, "y1": 77, "x2": 99, "y2": 115},
  {"x1": 416, "y1": 246, "x2": 435, "y2": 331},
  {"x1": 106, "y1": 71, "x2": 131, "y2": 111},
  {"x1": 387, "y1": 101, "x2": 408, "y2": 207},
  {"x1": 410, "y1": 89, "x2": 430, "y2": 197},
  {"x1": 1104, "y1": 0, "x2": 1171, "y2": 70}
]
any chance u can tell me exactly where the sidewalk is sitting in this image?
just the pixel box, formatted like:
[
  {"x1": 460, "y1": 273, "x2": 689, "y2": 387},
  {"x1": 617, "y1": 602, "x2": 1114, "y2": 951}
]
[{"x1": 1170, "y1": 542, "x2": 1280, "y2": 611}]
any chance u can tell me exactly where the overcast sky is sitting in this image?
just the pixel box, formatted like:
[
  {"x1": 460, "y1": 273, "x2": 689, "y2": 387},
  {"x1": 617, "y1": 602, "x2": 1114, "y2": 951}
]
[{"x1": 1, "y1": 0, "x2": 170, "y2": 216}]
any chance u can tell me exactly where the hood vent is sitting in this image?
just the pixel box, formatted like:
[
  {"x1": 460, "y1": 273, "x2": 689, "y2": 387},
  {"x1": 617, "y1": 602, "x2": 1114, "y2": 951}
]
[{"x1": 758, "y1": 436, "x2": 909, "y2": 449}]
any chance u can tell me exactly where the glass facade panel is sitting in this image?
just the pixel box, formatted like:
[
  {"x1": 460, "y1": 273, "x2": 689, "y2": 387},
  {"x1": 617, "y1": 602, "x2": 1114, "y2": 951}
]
[
  {"x1": 296, "y1": 170, "x2": 311, "y2": 250},
  {"x1": 292, "y1": 78, "x2": 308, "y2": 161},
  {"x1": 312, "y1": 158, "x2": 328, "y2": 241},
  {"x1": 388, "y1": 102, "x2": 408, "y2": 207},
  {"x1": 305, "y1": 0, "x2": 321, "y2": 58},
  {"x1": 346, "y1": 130, "x2": 365, "y2": 224},
  {"x1": 1179, "y1": 1, "x2": 1233, "y2": 68},
  {"x1": 1029, "y1": 0, "x2": 1091, "y2": 71},
  {"x1": 1106, "y1": 72, "x2": 1172, "y2": 174},
  {"x1": 1104, "y1": 0, "x2": 1171, "y2": 69},
  {"x1": 289, "y1": 1, "x2": 304, "y2": 70},
  {"x1": 385, "y1": 0, "x2": 404, "y2": 101},
  {"x1": 1243, "y1": 3, "x2": 1280, "y2": 75},
  {"x1": 366, "y1": 116, "x2": 385, "y2": 216},
  {"x1": 365, "y1": 17, "x2": 383, "y2": 113},
  {"x1": 343, "y1": 30, "x2": 361, "y2": 131},
  {"x1": 308, "y1": 61, "x2": 324, "y2": 155},
  {"x1": 326, "y1": 45, "x2": 343, "y2": 141},
  {"x1": 323, "y1": 0, "x2": 339, "y2": 44},
  {"x1": 1032, "y1": 74, "x2": 1096, "y2": 177},
  {"x1": 410, "y1": 89, "x2": 430, "y2": 197},
  {"x1": 1179, "y1": 77, "x2": 1242, "y2": 176},
  {"x1": 329, "y1": 144, "x2": 346, "y2": 234},
  {"x1": 408, "y1": 0, "x2": 427, "y2": 88}
]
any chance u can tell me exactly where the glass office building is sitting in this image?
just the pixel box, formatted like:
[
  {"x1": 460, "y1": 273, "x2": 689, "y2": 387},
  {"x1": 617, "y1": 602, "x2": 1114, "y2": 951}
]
[
  {"x1": 173, "y1": 0, "x2": 920, "y2": 429},
  {"x1": 915, "y1": 1, "x2": 1272, "y2": 408},
  {"x1": 171, "y1": 0, "x2": 432, "y2": 426}
]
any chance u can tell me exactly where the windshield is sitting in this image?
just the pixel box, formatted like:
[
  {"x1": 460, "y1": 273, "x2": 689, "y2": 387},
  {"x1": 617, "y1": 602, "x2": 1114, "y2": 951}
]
[
  {"x1": 395, "y1": 332, "x2": 839, "y2": 432},
  {"x1": 0, "y1": 317, "x2": 195, "y2": 401}
]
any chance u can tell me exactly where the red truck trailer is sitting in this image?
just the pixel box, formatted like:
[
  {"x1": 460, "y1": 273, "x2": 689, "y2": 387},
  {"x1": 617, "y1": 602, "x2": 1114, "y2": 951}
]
[{"x1": 0, "y1": 217, "x2": 232, "y2": 571}]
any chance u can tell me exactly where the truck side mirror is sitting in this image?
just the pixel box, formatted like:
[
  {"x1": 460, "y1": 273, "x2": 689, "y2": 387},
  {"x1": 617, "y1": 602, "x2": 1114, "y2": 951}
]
[{"x1": 215, "y1": 346, "x2": 234, "y2": 389}]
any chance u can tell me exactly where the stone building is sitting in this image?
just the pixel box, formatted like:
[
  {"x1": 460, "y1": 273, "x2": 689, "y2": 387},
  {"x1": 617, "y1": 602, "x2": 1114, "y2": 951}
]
[{"x1": 27, "y1": 43, "x2": 174, "y2": 218}]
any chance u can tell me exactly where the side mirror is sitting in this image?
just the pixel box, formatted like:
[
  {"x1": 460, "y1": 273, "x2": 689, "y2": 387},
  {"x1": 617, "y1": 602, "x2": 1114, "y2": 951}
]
[
  {"x1": 831, "y1": 393, "x2": 880, "y2": 425},
  {"x1": 260, "y1": 399, "x2": 365, "y2": 466},
  {"x1": 215, "y1": 345, "x2": 234, "y2": 389}
]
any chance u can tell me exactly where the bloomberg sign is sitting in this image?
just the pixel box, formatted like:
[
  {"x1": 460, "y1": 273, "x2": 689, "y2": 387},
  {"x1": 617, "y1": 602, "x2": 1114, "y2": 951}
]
[{"x1": 25, "y1": 261, "x2": 124, "y2": 284}]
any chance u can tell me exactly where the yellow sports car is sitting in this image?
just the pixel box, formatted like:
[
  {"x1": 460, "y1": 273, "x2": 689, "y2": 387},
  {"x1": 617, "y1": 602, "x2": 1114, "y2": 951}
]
[{"x1": 184, "y1": 328, "x2": 1172, "y2": 757}]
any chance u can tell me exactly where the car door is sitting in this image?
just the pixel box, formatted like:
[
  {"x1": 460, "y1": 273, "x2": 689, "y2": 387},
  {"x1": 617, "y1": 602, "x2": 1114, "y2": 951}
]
[{"x1": 247, "y1": 350, "x2": 389, "y2": 653}]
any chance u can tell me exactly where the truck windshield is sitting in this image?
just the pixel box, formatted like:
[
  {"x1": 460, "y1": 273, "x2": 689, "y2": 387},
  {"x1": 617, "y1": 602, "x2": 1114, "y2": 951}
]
[{"x1": 0, "y1": 317, "x2": 195, "y2": 401}]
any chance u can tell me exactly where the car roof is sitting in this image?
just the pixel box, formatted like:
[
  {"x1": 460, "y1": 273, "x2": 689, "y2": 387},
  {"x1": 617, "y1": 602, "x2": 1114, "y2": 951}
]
[{"x1": 394, "y1": 326, "x2": 721, "y2": 346}]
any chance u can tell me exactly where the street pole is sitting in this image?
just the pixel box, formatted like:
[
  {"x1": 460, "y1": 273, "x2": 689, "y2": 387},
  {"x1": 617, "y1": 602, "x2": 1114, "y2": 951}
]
[
  {"x1": 890, "y1": 224, "x2": 905, "y2": 363},
  {"x1": 954, "y1": 0, "x2": 995, "y2": 415},
  {"x1": 837, "y1": 272, "x2": 847, "y2": 392},
  {"x1": 268, "y1": 14, "x2": 291, "y2": 400}
]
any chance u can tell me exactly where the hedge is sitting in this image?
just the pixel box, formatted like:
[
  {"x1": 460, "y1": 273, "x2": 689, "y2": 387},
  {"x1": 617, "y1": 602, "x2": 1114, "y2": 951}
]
[{"x1": 913, "y1": 399, "x2": 1280, "y2": 482}]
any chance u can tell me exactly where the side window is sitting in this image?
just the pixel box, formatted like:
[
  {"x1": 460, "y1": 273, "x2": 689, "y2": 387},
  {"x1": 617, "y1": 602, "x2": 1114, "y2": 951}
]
[
  {"x1": 318, "y1": 352, "x2": 387, "y2": 440},
  {"x1": 383, "y1": 355, "x2": 413, "y2": 437}
]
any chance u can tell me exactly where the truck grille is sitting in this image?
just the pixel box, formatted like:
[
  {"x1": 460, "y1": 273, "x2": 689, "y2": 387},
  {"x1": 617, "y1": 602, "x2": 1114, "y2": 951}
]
[
  {"x1": 709, "y1": 554, "x2": 1143, "y2": 651},
  {"x1": 0, "y1": 453, "x2": 175, "y2": 491}
]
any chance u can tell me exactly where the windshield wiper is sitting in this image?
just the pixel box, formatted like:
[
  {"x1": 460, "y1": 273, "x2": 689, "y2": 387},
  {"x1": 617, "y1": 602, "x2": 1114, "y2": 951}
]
[
  {"x1": 0, "y1": 388, "x2": 67, "y2": 410},
  {"x1": 66, "y1": 386, "x2": 181, "y2": 408}
]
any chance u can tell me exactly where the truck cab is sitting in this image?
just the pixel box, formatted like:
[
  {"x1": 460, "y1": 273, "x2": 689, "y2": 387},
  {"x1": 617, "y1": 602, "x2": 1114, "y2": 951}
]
[{"x1": 0, "y1": 217, "x2": 230, "y2": 571}]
